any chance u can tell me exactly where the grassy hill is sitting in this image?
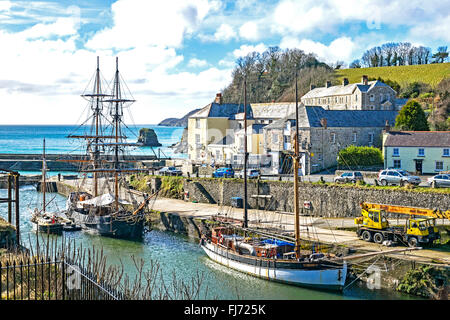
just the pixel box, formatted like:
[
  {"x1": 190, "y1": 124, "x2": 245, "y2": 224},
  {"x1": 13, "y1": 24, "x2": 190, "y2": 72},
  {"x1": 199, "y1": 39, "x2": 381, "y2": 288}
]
[{"x1": 336, "y1": 63, "x2": 450, "y2": 87}]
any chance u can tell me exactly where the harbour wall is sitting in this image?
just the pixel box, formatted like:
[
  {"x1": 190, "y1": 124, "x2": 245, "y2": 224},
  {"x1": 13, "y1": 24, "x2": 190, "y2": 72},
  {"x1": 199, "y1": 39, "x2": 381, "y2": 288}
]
[{"x1": 182, "y1": 178, "x2": 450, "y2": 218}]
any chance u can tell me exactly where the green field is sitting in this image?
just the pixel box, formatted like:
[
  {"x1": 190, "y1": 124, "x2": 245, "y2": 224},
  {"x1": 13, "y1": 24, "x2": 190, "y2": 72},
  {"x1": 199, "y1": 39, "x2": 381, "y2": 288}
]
[{"x1": 336, "y1": 63, "x2": 450, "y2": 87}]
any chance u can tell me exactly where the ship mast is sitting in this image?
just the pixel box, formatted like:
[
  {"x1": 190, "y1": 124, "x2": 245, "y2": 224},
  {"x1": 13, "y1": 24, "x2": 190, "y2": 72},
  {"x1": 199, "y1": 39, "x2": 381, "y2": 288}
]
[
  {"x1": 113, "y1": 57, "x2": 120, "y2": 213},
  {"x1": 294, "y1": 69, "x2": 301, "y2": 259},
  {"x1": 243, "y1": 76, "x2": 248, "y2": 229},
  {"x1": 93, "y1": 56, "x2": 101, "y2": 197},
  {"x1": 42, "y1": 138, "x2": 46, "y2": 213}
]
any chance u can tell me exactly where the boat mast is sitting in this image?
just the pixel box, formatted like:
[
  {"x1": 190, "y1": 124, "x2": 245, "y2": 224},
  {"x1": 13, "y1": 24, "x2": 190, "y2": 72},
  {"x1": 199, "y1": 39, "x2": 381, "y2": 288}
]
[
  {"x1": 294, "y1": 69, "x2": 301, "y2": 259},
  {"x1": 42, "y1": 138, "x2": 46, "y2": 213},
  {"x1": 243, "y1": 76, "x2": 248, "y2": 229},
  {"x1": 113, "y1": 57, "x2": 120, "y2": 213},
  {"x1": 93, "y1": 56, "x2": 101, "y2": 197}
]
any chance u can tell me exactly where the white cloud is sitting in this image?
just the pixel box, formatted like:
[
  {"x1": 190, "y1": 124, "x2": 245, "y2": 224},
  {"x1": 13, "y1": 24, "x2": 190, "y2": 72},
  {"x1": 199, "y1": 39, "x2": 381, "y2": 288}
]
[
  {"x1": 233, "y1": 43, "x2": 267, "y2": 58},
  {"x1": 280, "y1": 36, "x2": 356, "y2": 63},
  {"x1": 239, "y1": 21, "x2": 260, "y2": 41},
  {"x1": 214, "y1": 23, "x2": 237, "y2": 41},
  {"x1": 409, "y1": 15, "x2": 450, "y2": 43},
  {"x1": 188, "y1": 58, "x2": 209, "y2": 68}
]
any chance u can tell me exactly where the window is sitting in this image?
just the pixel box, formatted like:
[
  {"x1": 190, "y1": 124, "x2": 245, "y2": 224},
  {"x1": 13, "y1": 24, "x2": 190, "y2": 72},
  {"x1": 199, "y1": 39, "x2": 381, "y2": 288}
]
[
  {"x1": 393, "y1": 148, "x2": 399, "y2": 156},
  {"x1": 370, "y1": 94, "x2": 375, "y2": 102},
  {"x1": 380, "y1": 94, "x2": 384, "y2": 101},
  {"x1": 272, "y1": 133, "x2": 279, "y2": 143},
  {"x1": 418, "y1": 148, "x2": 425, "y2": 157},
  {"x1": 393, "y1": 160, "x2": 401, "y2": 169},
  {"x1": 331, "y1": 132, "x2": 336, "y2": 143},
  {"x1": 444, "y1": 148, "x2": 450, "y2": 157},
  {"x1": 436, "y1": 161, "x2": 444, "y2": 171},
  {"x1": 352, "y1": 132, "x2": 357, "y2": 143},
  {"x1": 369, "y1": 133, "x2": 374, "y2": 144},
  {"x1": 195, "y1": 119, "x2": 200, "y2": 129},
  {"x1": 284, "y1": 135, "x2": 290, "y2": 144},
  {"x1": 195, "y1": 134, "x2": 200, "y2": 144}
]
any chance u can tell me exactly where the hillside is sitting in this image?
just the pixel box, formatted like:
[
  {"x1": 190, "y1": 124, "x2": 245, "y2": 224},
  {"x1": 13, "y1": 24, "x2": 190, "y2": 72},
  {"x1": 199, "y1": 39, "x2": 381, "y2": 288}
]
[
  {"x1": 158, "y1": 108, "x2": 201, "y2": 127},
  {"x1": 336, "y1": 63, "x2": 450, "y2": 87}
]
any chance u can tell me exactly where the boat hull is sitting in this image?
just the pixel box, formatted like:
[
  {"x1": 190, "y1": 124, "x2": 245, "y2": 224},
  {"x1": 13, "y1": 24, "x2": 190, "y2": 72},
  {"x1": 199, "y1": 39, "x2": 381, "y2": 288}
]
[
  {"x1": 32, "y1": 222, "x2": 63, "y2": 235},
  {"x1": 68, "y1": 211, "x2": 144, "y2": 240},
  {"x1": 201, "y1": 241, "x2": 347, "y2": 291}
]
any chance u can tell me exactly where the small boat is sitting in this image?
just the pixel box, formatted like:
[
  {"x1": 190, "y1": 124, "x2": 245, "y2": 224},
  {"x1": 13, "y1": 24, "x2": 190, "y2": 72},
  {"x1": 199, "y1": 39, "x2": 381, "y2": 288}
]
[{"x1": 31, "y1": 139, "x2": 71, "y2": 235}]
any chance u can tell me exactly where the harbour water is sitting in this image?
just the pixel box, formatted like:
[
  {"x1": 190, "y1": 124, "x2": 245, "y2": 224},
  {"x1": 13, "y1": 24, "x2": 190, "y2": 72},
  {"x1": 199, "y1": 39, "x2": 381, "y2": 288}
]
[
  {"x1": 0, "y1": 125, "x2": 186, "y2": 159},
  {"x1": 0, "y1": 186, "x2": 417, "y2": 300}
]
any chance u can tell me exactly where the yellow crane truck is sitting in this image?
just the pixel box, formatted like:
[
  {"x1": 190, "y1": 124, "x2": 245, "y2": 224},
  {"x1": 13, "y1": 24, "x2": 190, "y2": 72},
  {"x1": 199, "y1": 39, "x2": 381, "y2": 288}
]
[{"x1": 354, "y1": 202, "x2": 450, "y2": 247}]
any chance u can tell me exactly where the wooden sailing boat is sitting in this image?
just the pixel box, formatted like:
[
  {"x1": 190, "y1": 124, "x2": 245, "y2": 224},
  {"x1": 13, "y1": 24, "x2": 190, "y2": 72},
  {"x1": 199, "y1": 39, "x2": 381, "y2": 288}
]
[
  {"x1": 64, "y1": 57, "x2": 150, "y2": 239},
  {"x1": 200, "y1": 74, "x2": 347, "y2": 290},
  {"x1": 31, "y1": 139, "x2": 70, "y2": 234}
]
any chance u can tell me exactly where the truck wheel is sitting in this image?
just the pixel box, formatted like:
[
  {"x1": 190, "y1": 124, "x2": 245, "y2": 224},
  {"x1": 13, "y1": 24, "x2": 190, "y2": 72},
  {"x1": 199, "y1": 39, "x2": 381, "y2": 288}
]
[
  {"x1": 374, "y1": 233, "x2": 384, "y2": 244},
  {"x1": 381, "y1": 179, "x2": 387, "y2": 186},
  {"x1": 408, "y1": 237, "x2": 418, "y2": 247},
  {"x1": 362, "y1": 230, "x2": 372, "y2": 242}
]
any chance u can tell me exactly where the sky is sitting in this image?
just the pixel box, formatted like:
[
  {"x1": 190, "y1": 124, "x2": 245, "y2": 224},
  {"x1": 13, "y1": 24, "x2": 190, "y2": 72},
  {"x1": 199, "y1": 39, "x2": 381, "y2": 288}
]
[{"x1": 0, "y1": 0, "x2": 449, "y2": 125}]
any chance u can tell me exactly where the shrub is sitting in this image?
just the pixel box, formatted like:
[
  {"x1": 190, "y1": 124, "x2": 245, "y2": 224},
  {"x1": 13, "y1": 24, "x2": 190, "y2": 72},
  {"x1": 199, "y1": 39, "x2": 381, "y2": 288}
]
[
  {"x1": 395, "y1": 100, "x2": 430, "y2": 131},
  {"x1": 337, "y1": 146, "x2": 383, "y2": 167}
]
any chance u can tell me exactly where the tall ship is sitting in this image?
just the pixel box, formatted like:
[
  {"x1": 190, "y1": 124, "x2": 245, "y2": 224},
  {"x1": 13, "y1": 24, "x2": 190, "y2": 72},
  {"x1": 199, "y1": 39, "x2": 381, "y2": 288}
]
[
  {"x1": 200, "y1": 75, "x2": 348, "y2": 290},
  {"x1": 64, "y1": 57, "x2": 150, "y2": 239}
]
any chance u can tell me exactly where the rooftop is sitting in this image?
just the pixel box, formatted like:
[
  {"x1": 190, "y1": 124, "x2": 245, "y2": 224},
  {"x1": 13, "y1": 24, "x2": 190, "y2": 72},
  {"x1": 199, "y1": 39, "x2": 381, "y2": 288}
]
[
  {"x1": 301, "y1": 80, "x2": 393, "y2": 99},
  {"x1": 384, "y1": 131, "x2": 450, "y2": 147}
]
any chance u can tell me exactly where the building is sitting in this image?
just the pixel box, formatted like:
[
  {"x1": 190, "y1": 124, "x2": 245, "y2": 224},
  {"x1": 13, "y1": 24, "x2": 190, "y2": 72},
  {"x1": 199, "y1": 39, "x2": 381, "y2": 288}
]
[
  {"x1": 187, "y1": 95, "x2": 296, "y2": 164},
  {"x1": 383, "y1": 131, "x2": 450, "y2": 174},
  {"x1": 263, "y1": 106, "x2": 398, "y2": 174},
  {"x1": 301, "y1": 76, "x2": 398, "y2": 111}
]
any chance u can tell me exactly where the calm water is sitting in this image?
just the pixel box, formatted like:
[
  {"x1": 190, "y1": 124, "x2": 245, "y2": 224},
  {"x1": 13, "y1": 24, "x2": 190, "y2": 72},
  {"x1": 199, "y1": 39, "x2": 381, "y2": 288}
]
[
  {"x1": 0, "y1": 125, "x2": 186, "y2": 159},
  {"x1": 0, "y1": 186, "x2": 417, "y2": 300}
]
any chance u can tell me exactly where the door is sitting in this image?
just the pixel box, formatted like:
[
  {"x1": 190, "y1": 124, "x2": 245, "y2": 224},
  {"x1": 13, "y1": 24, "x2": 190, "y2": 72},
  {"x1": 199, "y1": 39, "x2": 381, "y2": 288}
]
[{"x1": 415, "y1": 160, "x2": 423, "y2": 175}]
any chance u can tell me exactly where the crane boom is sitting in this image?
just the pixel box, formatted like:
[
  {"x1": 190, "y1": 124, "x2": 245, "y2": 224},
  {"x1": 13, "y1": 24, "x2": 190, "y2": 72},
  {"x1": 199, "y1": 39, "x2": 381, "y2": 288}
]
[{"x1": 360, "y1": 202, "x2": 450, "y2": 220}]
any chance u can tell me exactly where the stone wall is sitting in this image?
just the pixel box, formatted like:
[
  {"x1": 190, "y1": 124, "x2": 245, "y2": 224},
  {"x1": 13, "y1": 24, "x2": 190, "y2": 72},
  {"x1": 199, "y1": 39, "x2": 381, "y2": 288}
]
[{"x1": 183, "y1": 178, "x2": 450, "y2": 218}]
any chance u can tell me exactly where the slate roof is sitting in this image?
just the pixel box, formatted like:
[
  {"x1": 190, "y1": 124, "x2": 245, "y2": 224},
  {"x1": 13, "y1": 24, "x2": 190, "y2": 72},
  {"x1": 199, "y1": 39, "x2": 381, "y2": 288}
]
[
  {"x1": 189, "y1": 103, "x2": 252, "y2": 119},
  {"x1": 301, "y1": 80, "x2": 394, "y2": 99},
  {"x1": 263, "y1": 106, "x2": 397, "y2": 130},
  {"x1": 384, "y1": 131, "x2": 450, "y2": 147}
]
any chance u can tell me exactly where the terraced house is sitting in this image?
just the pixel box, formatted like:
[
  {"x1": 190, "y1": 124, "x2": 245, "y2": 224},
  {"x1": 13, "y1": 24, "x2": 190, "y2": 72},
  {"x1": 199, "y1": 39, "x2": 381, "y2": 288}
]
[
  {"x1": 301, "y1": 76, "x2": 399, "y2": 111},
  {"x1": 383, "y1": 131, "x2": 450, "y2": 174}
]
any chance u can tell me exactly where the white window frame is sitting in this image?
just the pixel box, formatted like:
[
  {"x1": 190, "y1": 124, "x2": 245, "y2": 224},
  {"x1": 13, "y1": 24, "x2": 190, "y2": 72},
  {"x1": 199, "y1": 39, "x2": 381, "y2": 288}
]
[
  {"x1": 418, "y1": 148, "x2": 425, "y2": 157},
  {"x1": 195, "y1": 119, "x2": 200, "y2": 129},
  {"x1": 443, "y1": 148, "x2": 450, "y2": 157},
  {"x1": 393, "y1": 148, "x2": 399, "y2": 156},
  {"x1": 436, "y1": 161, "x2": 444, "y2": 171},
  {"x1": 352, "y1": 132, "x2": 357, "y2": 143},
  {"x1": 369, "y1": 94, "x2": 375, "y2": 102},
  {"x1": 393, "y1": 159, "x2": 401, "y2": 169},
  {"x1": 331, "y1": 132, "x2": 336, "y2": 144},
  {"x1": 369, "y1": 132, "x2": 374, "y2": 144}
]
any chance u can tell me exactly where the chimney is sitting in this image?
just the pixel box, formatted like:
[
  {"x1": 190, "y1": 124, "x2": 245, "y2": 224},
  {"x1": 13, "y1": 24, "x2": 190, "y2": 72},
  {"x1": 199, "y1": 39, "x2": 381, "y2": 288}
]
[
  {"x1": 325, "y1": 80, "x2": 332, "y2": 88},
  {"x1": 342, "y1": 78, "x2": 349, "y2": 86},
  {"x1": 214, "y1": 93, "x2": 222, "y2": 104},
  {"x1": 310, "y1": 84, "x2": 316, "y2": 91},
  {"x1": 384, "y1": 120, "x2": 390, "y2": 133},
  {"x1": 320, "y1": 118, "x2": 327, "y2": 129},
  {"x1": 361, "y1": 75, "x2": 368, "y2": 85}
]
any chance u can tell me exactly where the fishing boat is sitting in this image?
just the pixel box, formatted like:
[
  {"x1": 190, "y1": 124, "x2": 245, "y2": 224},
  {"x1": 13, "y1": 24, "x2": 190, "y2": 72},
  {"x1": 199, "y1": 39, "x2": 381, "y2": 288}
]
[
  {"x1": 200, "y1": 74, "x2": 347, "y2": 291},
  {"x1": 63, "y1": 57, "x2": 150, "y2": 239},
  {"x1": 31, "y1": 139, "x2": 71, "y2": 235}
]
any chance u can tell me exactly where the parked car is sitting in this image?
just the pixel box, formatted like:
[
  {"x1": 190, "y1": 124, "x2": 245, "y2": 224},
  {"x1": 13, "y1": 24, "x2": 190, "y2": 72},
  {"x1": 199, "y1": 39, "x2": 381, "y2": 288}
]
[
  {"x1": 333, "y1": 171, "x2": 364, "y2": 183},
  {"x1": 237, "y1": 169, "x2": 260, "y2": 179},
  {"x1": 212, "y1": 167, "x2": 235, "y2": 178},
  {"x1": 158, "y1": 166, "x2": 182, "y2": 176},
  {"x1": 377, "y1": 169, "x2": 421, "y2": 186},
  {"x1": 427, "y1": 174, "x2": 450, "y2": 188}
]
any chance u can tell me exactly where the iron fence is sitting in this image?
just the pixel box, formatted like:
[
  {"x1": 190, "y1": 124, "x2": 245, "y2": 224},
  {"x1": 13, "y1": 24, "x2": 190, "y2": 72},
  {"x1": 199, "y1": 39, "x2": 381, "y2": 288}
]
[{"x1": 0, "y1": 257, "x2": 123, "y2": 300}]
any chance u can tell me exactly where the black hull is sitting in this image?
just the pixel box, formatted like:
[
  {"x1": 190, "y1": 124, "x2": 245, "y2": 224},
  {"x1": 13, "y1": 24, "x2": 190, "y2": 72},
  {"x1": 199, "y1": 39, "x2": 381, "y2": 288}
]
[{"x1": 68, "y1": 211, "x2": 145, "y2": 240}]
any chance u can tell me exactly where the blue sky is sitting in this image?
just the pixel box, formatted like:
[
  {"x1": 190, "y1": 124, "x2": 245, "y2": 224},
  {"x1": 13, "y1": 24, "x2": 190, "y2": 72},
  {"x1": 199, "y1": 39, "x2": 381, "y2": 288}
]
[{"x1": 0, "y1": 0, "x2": 449, "y2": 124}]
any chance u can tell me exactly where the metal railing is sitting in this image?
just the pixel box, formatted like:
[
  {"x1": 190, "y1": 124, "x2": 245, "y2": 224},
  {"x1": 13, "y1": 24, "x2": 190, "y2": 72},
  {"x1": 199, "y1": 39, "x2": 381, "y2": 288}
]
[{"x1": 0, "y1": 257, "x2": 122, "y2": 300}]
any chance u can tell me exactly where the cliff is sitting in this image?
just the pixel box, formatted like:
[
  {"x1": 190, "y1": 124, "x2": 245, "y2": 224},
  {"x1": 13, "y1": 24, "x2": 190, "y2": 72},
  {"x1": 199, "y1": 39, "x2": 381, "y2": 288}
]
[{"x1": 158, "y1": 108, "x2": 200, "y2": 127}]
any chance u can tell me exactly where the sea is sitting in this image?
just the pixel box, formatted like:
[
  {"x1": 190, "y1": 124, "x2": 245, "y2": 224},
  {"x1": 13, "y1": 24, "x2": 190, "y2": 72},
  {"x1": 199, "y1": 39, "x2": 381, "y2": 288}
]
[
  {"x1": 0, "y1": 124, "x2": 186, "y2": 159},
  {"x1": 0, "y1": 125, "x2": 415, "y2": 300}
]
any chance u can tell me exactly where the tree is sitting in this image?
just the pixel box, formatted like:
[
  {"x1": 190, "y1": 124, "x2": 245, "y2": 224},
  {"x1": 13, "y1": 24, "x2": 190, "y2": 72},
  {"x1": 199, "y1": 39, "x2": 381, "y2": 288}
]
[
  {"x1": 395, "y1": 100, "x2": 429, "y2": 131},
  {"x1": 432, "y1": 46, "x2": 449, "y2": 63},
  {"x1": 349, "y1": 59, "x2": 361, "y2": 68}
]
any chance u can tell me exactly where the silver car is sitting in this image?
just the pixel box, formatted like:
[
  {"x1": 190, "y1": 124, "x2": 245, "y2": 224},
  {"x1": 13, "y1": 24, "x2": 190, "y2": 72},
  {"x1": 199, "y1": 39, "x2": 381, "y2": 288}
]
[
  {"x1": 378, "y1": 169, "x2": 421, "y2": 186},
  {"x1": 334, "y1": 171, "x2": 364, "y2": 183},
  {"x1": 427, "y1": 174, "x2": 450, "y2": 188}
]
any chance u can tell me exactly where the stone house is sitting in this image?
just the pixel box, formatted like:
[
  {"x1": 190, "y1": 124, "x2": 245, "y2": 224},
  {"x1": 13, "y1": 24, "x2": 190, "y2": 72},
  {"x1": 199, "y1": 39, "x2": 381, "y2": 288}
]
[
  {"x1": 263, "y1": 106, "x2": 398, "y2": 174},
  {"x1": 382, "y1": 131, "x2": 450, "y2": 174},
  {"x1": 301, "y1": 76, "x2": 398, "y2": 111}
]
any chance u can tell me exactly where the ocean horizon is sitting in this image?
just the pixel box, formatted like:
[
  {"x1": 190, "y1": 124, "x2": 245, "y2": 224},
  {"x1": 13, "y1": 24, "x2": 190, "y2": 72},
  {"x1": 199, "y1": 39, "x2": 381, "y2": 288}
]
[{"x1": 0, "y1": 124, "x2": 186, "y2": 158}]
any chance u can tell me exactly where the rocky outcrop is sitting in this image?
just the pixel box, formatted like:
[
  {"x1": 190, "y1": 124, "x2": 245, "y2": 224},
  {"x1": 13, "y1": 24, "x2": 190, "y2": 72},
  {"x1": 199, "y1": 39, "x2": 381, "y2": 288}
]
[
  {"x1": 137, "y1": 128, "x2": 162, "y2": 147},
  {"x1": 169, "y1": 127, "x2": 188, "y2": 154}
]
